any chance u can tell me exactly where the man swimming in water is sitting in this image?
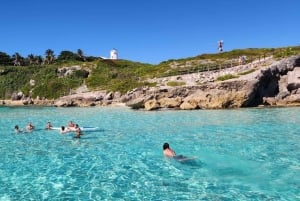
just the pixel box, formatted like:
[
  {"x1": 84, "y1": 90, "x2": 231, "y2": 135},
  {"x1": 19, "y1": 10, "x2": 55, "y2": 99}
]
[
  {"x1": 68, "y1": 121, "x2": 75, "y2": 130},
  {"x1": 26, "y1": 122, "x2": 34, "y2": 132},
  {"x1": 15, "y1": 125, "x2": 20, "y2": 133},
  {"x1": 45, "y1": 122, "x2": 53, "y2": 130},
  {"x1": 74, "y1": 124, "x2": 82, "y2": 138},
  {"x1": 163, "y1": 142, "x2": 194, "y2": 161},
  {"x1": 163, "y1": 142, "x2": 176, "y2": 157},
  {"x1": 60, "y1": 126, "x2": 70, "y2": 134}
]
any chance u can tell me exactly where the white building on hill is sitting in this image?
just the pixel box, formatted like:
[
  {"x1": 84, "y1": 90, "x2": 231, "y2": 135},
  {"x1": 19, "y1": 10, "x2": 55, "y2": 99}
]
[{"x1": 110, "y1": 49, "x2": 118, "y2": 60}]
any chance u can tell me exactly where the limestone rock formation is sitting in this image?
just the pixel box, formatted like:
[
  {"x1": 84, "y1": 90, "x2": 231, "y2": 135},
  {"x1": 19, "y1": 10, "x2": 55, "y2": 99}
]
[
  {"x1": 287, "y1": 67, "x2": 300, "y2": 91},
  {"x1": 128, "y1": 55, "x2": 300, "y2": 110},
  {"x1": 144, "y1": 99, "x2": 160, "y2": 111},
  {"x1": 158, "y1": 97, "x2": 182, "y2": 108},
  {"x1": 5, "y1": 55, "x2": 300, "y2": 110}
]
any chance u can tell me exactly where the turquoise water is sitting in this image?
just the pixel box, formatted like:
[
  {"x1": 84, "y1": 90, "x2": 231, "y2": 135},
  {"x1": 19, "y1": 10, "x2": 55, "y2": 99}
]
[{"x1": 0, "y1": 106, "x2": 299, "y2": 200}]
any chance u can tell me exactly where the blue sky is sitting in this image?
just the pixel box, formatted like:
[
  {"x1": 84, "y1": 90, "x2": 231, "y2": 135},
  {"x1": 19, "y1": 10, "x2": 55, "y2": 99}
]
[{"x1": 1, "y1": 0, "x2": 299, "y2": 64}]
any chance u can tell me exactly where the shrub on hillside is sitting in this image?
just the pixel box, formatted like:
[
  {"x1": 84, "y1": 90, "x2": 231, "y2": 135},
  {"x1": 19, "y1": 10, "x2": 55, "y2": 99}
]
[
  {"x1": 217, "y1": 74, "x2": 238, "y2": 81},
  {"x1": 167, "y1": 81, "x2": 186, "y2": 86},
  {"x1": 238, "y1": 69, "x2": 255, "y2": 75}
]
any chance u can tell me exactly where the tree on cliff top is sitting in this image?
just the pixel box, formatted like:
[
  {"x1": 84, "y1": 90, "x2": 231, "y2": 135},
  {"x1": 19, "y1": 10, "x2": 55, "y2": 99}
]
[
  {"x1": 45, "y1": 49, "x2": 55, "y2": 65},
  {"x1": 0, "y1": 52, "x2": 11, "y2": 66}
]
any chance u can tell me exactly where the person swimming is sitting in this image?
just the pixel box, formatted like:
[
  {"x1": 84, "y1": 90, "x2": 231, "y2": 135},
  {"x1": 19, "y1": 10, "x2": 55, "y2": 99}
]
[
  {"x1": 68, "y1": 121, "x2": 75, "y2": 130},
  {"x1": 45, "y1": 122, "x2": 53, "y2": 130},
  {"x1": 14, "y1": 125, "x2": 21, "y2": 133},
  {"x1": 163, "y1": 142, "x2": 194, "y2": 161},
  {"x1": 74, "y1": 124, "x2": 82, "y2": 138},
  {"x1": 163, "y1": 142, "x2": 176, "y2": 157},
  {"x1": 26, "y1": 122, "x2": 34, "y2": 131},
  {"x1": 60, "y1": 126, "x2": 70, "y2": 134}
]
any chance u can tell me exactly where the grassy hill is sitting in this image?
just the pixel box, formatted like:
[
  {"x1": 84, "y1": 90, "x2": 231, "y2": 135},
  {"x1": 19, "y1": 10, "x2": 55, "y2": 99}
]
[
  {"x1": 1, "y1": 46, "x2": 300, "y2": 100},
  {"x1": 0, "y1": 59, "x2": 157, "y2": 99},
  {"x1": 157, "y1": 46, "x2": 300, "y2": 77}
]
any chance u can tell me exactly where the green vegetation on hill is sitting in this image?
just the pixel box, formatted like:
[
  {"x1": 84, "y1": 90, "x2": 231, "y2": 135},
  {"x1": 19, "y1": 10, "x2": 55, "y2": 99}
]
[
  {"x1": 216, "y1": 74, "x2": 239, "y2": 81},
  {"x1": 0, "y1": 46, "x2": 299, "y2": 100},
  {"x1": 157, "y1": 46, "x2": 300, "y2": 77},
  {"x1": 86, "y1": 59, "x2": 156, "y2": 93},
  {"x1": 0, "y1": 65, "x2": 86, "y2": 99}
]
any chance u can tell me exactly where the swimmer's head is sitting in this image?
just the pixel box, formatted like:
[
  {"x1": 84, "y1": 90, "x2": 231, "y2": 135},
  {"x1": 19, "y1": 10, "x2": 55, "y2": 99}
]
[{"x1": 163, "y1": 142, "x2": 170, "y2": 150}]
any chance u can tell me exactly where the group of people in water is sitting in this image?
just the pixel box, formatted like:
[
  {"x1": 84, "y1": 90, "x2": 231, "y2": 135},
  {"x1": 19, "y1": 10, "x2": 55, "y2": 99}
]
[
  {"x1": 14, "y1": 121, "x2": 83, "y2": 138},
  {"x1": 14, "y1": 122, "x2": 35, "y2": 133},
  {"x1": 61, "y1": 121, "x2": 83, "y2": 138},
  {"x1": 14, "y1": 123, "x2": 192, "y2": 160}
]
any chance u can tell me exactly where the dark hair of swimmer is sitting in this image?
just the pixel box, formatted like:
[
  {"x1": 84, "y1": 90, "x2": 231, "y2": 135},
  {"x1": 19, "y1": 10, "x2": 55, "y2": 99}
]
[
  {"x1": 61, "y1": 126, "x2": 65, "y2": 131},
  {"x1": 163, "y1": 143, "x2": 170, "y2": 150},
  {"x1": 15, "y1": 125, "x2": 19, "y2": 130}
]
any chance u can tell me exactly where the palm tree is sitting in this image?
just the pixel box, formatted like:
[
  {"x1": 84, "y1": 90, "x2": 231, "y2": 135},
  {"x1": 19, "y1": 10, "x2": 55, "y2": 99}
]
[
  {"x1": 77, "y1": 49, "x2": 85, "y2": 61},
  {"x1": 12, "y1": 52, "x2": 22, "y2": 66},
  {"x1": 45, "y1": 49, "x2": 55, "y2": 65},
  {"x1": 28, "y1": 54, "x2": 35, "y2": 66},
  {"x1": 35, "y1": 55, "x2": 43, "y2": 66}
]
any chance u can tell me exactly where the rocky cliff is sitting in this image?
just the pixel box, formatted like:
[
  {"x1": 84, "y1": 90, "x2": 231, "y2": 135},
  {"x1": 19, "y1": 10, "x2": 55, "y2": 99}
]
[
  {"x1": 125, "y1": 55, "x2": 300, "y2": 110},
  {"x1": 2, "y1": 55, "x2": 300, "y2": 110}
]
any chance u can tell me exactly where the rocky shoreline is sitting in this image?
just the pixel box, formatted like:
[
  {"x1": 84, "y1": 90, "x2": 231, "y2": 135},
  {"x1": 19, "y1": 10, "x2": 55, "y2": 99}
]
[{"x1": 1, "y1": 55, "x2": 300, "y2": 110}]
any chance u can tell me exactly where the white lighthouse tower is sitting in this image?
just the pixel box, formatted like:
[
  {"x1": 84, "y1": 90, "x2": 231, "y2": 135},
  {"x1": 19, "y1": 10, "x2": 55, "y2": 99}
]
[{"x1": 110, "y1": 48, "x2": 118, "y2": 60}]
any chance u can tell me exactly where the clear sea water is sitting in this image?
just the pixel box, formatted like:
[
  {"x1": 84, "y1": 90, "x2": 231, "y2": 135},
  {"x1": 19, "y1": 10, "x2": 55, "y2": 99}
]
[{"x1": 0, "y1": 106, "x2": 299, "y2": 201}]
